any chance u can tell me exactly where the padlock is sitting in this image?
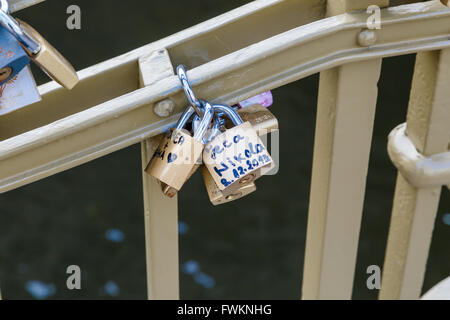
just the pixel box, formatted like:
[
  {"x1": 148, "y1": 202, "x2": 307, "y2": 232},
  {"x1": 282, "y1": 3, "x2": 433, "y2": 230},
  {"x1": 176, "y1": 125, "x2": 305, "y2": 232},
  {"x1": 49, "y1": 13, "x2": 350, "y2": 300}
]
[
  {"x1": 0, "y1": 24, "x2": 29, "y2": 85},
  {"x1": 235, "y1": 104, "x2": 278, "y2": 136},
  {"x1": 16, "y1": 20, "x2": 78, "y2": 89},
  {"x1": 200, "y1": 104, "x2": 278, "y2": 205},
  {"x1": 0, "y1": 2, "x2": 78, "y2": 89},
  {"x1": 201, "y1": 166, "x2": 256, "y2": 206},
  {"x1": 203, "y1": 104, "x2": 273, "y2": 196},
  {"x1": 236, "y1": 104, "x2": 278, "y2": 176},
  {"x1": 145, "y1": 100, "x2": 214, "y2": 197},
  {"x1": 194, "y1": 113, "x2": 257, "y2": 205}
]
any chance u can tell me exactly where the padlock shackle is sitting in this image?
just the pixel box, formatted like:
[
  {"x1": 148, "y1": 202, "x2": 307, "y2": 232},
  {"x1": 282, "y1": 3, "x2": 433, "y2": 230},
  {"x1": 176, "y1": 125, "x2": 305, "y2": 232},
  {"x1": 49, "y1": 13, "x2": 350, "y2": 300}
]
[
  {"x1": 175, "y1": 105, "x2": 196, "y2": 131},
  {"x1": 193, "y1": 100, "x2": 214, "y2": 141},
  {"x1": 0, "y1": 0, "x2": 40, "y2": 55},
  {"x1": 213, "y1": 103, "x2": 244, "y2": 126},
  {"x1": 175, "y1": 100, "x2": 215, "y2": 142},
  {"x1": 192, "y1": 111, "x2": 223, "y2": 144}
]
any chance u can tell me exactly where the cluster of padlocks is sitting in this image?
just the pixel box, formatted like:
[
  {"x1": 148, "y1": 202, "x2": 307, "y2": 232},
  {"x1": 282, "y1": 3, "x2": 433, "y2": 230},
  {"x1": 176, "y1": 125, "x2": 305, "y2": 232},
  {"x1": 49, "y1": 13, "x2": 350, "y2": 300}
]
[
  {"x1": 0, "y1": 0, "x2": 78, "y2": 114},
  {"x1": 145, "y1": 66, "x2": 278, "y2": 206},
  {"x1": 0, "y1": 2, "x2": 277, "y2": 206}
]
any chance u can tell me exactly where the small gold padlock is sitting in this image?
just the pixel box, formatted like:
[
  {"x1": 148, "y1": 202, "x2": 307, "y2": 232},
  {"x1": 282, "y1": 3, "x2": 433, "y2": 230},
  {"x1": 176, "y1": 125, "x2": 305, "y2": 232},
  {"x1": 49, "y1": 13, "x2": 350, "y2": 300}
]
[
  {"x1": 16, "y1": 20, "x2": 79, "y2": 89},
  {"x1": 202, "y1": 104, "x2": 278, "y2": 205},
  {"x1": 146, "y1": 102, "x2": 214, "y2": 197},
  {"x1": 202, "y1": 166, "x2": 256, "y2": 206},
  {"x1": 146, "y1": 128, "x2": 203, "y2": 197},
  {"x1": 238, "y1": 104, "x2": 278, "y2": 177},
  {"x1": 235, "y1": 104, "x2": 279, "y2": 136},
  {"x1": 160, "y1": 163, "x2": 201, "y2": 198},
  {"x1": 201, "y1": 115, "x2": 257, "y2": 205},
  {"x1": 203, "y1": 104, "x2": 274, "y2": 196}
]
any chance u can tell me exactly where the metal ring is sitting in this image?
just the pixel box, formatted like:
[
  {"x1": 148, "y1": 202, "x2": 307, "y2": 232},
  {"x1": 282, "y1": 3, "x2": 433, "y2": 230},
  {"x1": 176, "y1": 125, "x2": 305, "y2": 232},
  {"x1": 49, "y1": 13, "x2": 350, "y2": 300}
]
[
  {"x1": 175, "y1": 105, "x2": 197, "y2": 131},
  {"x1": 177, "y1": 65, "x2": 203, "y2": 117},
  {"x1": 0, "y1": 0, "x2": 40, "y2": 55}
]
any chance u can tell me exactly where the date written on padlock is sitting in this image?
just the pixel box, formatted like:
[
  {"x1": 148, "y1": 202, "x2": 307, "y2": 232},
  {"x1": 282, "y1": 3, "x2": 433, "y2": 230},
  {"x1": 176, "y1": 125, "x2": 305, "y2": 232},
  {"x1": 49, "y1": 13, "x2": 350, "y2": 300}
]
[{"x1": 203, "y1": 105, "x2": 273, "y2": 195}]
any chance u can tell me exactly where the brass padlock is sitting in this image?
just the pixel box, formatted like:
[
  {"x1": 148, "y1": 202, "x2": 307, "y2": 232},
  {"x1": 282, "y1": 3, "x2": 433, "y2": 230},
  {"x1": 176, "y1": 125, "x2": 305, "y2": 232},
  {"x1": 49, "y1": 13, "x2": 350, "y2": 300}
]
[
  {"x1": 201, "y1": 166, "x2": 256, "y2": 206},
  {"x1": 235, "y1": 104, "x2": 278, "y2": 135},
  {"x1": 203, "y1": 104, "x2": 273, "y2": 196},
  {"x1": 201, "y1": 104, "x2": 278, "y2": 205},
  {"x1": 195, "y1": 114, "x2": 257, "y2": 205},
  {"x1": 17, "y1": 20, "x2": 78, "y2": 89},
  {"x1": 160, "y1": 163, "x2": 200, "y2": 198},
  {"x1": 0, "y1": 3, "x2": 78, "y2": 89},
  {"x1": 237, "y1": 104, "x2": 278, "y2": 176},
  {"x1": 145, "y1": 101, "x2": 214, "y2": 197}
]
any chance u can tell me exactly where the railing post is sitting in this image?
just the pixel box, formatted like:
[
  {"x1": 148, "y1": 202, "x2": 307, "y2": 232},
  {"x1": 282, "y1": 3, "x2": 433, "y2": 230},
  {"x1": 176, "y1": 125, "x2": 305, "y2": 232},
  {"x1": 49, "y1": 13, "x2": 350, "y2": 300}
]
[
  {"x1": 302, "y1": 0, "x2": 388, "y2": 300},
  {"x1": 139, "y1": 49, "x2": 180, "y2": 300},
  {"x1": 380, "y1": 49, "x2": 450, "y2": 300}
]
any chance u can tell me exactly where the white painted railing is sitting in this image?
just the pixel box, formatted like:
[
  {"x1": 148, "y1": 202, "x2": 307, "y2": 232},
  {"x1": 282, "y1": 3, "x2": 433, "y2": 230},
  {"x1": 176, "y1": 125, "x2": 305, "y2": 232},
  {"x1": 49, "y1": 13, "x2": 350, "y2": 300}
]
[{"x1": 0, "y1": 0, "x2": 449, "y2": 300}]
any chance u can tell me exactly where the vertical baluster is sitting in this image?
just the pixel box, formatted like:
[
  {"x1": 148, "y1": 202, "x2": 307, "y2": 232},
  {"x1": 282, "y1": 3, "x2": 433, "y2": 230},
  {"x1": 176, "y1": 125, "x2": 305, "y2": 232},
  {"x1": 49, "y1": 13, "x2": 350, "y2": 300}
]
[
  {"x1": 380, "y1": 49, "x2": 450, "y2": 300},
  {"x1": 139, "y1": 49, "x2": 180, "y2": 300},
  {"x1": 302, "y1": 0, "x2": 388, "y2": 300}
]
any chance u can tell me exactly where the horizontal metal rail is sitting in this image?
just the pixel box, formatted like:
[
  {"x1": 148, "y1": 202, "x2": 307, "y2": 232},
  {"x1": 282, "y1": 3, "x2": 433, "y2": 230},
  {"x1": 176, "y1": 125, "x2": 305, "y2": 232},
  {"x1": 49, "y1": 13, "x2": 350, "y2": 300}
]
[
  {"x1": 1, "y1": 0, "x2": 450, "y2": 193},
  {"x1": 0, "y1": 0, "x2": 324, "y2": 140}
]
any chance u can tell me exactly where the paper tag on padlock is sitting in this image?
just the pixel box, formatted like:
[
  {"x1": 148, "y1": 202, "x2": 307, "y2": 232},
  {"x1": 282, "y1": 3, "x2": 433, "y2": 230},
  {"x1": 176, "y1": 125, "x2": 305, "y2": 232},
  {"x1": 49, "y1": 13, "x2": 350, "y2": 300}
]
[
  {"x1": 203, "y1": 121, "x2": 273, "y2": 195},
  {"x1": 0, "y1": 26, "x2": 29, "y2": 85},
  {"x1": 0, "y1": 65, "x2": 40, "y2": 115},
  {"x1": 201, "y1": 166, "x2": 256, "y2": 206},
  {"x1": 16, "y1": 19, "x2": 79, "y2": 89}
]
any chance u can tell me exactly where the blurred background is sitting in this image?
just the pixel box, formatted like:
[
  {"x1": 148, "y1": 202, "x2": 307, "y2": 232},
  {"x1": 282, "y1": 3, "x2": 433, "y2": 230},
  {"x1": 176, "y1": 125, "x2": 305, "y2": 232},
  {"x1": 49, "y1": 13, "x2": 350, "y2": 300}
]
[{"x1": 0, "y1": 0, "x2": 448, "y2": 300}]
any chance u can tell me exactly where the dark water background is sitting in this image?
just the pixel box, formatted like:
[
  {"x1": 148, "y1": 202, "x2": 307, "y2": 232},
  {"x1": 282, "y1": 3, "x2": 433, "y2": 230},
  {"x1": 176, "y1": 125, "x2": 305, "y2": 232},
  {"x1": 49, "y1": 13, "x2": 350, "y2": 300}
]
[{"x1": 0, "y1": 0, "x2": 448, "y2": 300}]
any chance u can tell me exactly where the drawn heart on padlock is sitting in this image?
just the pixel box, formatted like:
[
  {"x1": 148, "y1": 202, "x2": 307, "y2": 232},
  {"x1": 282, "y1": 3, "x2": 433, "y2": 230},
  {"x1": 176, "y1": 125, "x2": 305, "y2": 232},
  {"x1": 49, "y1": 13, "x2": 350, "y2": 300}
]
[{"x1": 167, "y1": 153, "x2": 178, "y2": 164}]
